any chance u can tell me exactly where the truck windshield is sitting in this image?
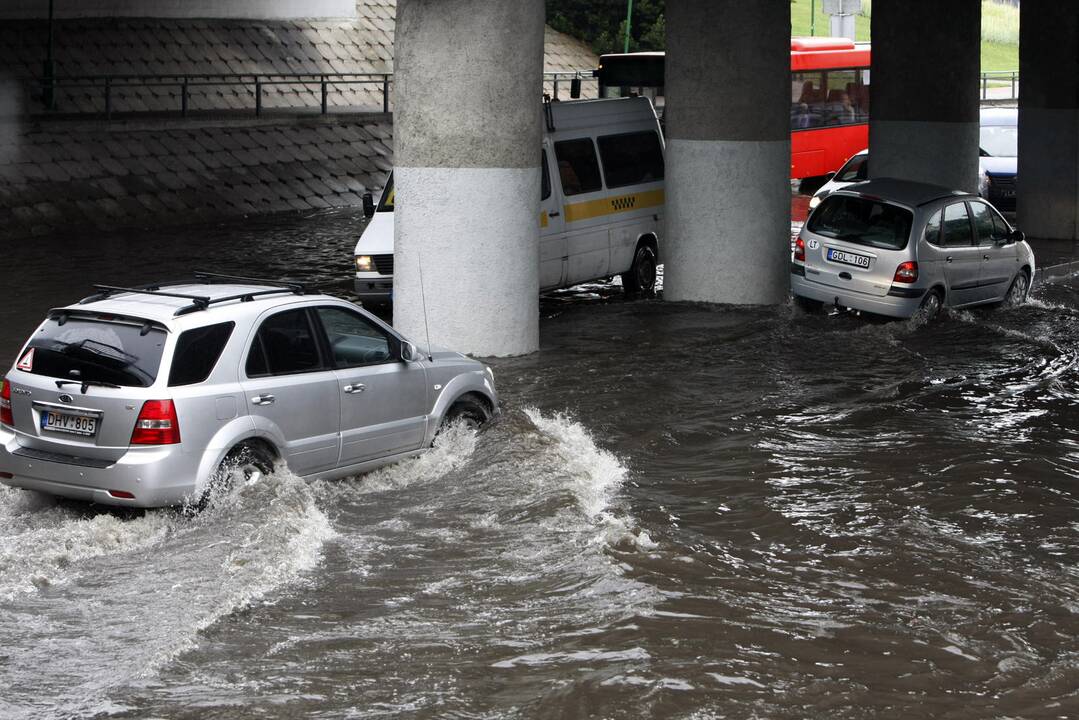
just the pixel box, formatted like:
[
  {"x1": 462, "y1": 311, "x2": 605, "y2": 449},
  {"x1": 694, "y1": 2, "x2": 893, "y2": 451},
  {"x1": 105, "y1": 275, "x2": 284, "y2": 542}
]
[
  {"x1": 807, "y1": 195, "x2": 913, "y2": 251},
  {"x1": 377, "y1": 173, "x2": 394, "y2": 212},
  {"x1": 21, "y1": 316, "x2": 167, "y2": 387}
]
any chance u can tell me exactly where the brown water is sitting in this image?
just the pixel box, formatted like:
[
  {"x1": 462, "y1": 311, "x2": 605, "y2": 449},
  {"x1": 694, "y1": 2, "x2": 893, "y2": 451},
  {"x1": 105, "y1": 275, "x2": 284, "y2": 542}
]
[{"x1": 1, "y1": 209, "x2": 1077, "y2": 719}]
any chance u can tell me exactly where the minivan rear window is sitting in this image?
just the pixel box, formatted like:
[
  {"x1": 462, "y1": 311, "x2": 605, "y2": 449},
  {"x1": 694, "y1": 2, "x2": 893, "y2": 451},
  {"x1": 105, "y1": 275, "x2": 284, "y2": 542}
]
[
  {"x1": 21, "y1": 316, "x2": 167, "y2": 387},
  {"x1": 807, "y1": 195, "x2": 914, "y2": 251}
]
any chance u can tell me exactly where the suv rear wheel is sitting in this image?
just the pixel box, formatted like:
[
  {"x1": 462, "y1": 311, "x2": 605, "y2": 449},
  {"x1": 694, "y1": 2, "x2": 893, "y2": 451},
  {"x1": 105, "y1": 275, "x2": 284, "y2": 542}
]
[{"x1": 200, "y1": 443, "x2": 274, "y2": 508}]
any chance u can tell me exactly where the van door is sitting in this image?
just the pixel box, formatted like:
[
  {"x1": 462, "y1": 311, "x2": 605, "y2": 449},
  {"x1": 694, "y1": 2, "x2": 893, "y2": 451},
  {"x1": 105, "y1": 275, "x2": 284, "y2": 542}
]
[
  {"x1": 553, "y1": 137, "x2": 611, "y2": 286},
  {"x1": 539, "y1": 147, "x2": 566, "y2": 290}
]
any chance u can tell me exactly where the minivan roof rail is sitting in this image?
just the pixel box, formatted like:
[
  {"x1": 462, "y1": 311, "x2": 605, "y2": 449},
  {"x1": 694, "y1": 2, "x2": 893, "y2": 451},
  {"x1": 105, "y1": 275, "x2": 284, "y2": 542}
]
[{"x1": 79, "y1": 273, "x2": 307, "y2": 316}]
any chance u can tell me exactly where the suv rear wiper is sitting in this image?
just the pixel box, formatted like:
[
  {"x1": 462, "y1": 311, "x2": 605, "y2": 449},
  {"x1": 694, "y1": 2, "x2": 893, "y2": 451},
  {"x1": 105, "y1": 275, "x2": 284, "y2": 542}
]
[{"x1": 55, "y1": 379, "x2": 123, "y2": 394}]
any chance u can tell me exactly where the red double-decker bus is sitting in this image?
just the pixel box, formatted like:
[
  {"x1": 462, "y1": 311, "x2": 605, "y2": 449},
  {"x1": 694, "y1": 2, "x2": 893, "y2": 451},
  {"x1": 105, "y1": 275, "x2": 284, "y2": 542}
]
[{"x1": 594, "y1": 37, "x2": 871, "y2": 180}]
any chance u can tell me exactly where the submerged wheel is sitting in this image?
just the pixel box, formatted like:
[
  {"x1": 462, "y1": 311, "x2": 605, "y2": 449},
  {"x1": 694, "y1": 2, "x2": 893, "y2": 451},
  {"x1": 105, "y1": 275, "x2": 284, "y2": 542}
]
[
  {"x1": 916, "y1": 289, "x2": 943, "y2": 322},
  {"x1": 1004, "y1": 271, "x2": 1030, "y2": 307},
  {"x1": 437, "y1": 396, "x2": 492, "y2": 438},
  {"x1": 201, "y1": 444, "x2": 274, "y2": 508},
  {"x1": 793, "y1": 295, "x2": 824, "y2": 313},
  {"x1": 622, "y1": 244, "x2": 658, "y2": 295}
]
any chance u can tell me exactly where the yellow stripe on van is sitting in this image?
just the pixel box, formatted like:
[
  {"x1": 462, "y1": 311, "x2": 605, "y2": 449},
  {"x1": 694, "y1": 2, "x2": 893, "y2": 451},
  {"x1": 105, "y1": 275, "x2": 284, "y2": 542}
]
[
  {"x1": 563, "y1": 189, "x2": 664, "y2": 223},
  {"x1": 540, "y1": 211, "x2": 548, "y2": 228}
]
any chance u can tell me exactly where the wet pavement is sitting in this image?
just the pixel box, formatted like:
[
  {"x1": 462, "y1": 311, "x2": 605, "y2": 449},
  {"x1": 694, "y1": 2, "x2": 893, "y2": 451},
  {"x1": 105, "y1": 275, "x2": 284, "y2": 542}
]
[{"x1": 2, "y1": 209, "x2": 1078, "y2": 719}]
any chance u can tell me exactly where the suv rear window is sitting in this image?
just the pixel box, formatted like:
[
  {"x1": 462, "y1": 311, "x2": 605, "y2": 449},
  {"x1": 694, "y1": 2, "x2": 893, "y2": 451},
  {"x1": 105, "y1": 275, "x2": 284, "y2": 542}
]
[
  {"x1": 807, "y1": 195, "x2": 914, "y2": 250},
  {"x1": 168, "y1": 322, "x2": 234, "y2": 387},
  {"x1": 21, "y1": 316, "x2": 167, "y2": 387}
]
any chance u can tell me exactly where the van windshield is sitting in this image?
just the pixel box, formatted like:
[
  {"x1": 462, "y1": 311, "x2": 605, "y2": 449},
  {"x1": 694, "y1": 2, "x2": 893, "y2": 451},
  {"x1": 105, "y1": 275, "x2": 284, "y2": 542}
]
[
  {"x1": 20, "y1": 316, "x2": 167, "y2": 387},
  {"x1": 807, "y1": 195, "x2": 913, "y2": 250},
  {"x1": 377, "y1": 173, "x2": 394, "y2": 212}
]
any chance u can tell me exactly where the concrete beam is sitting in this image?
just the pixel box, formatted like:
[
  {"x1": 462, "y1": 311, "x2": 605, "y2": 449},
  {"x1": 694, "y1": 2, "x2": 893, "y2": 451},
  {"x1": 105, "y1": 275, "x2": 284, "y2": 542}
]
[
  {"x1": 662, "y1": 0, "x2": 791, "y2": 306},
  {"x1": 392, "y1": 0, "x2": 544, "y2": 357},
  {"x1": 869, "y1": 0, "x2": 981, "y2": 192},
  {"x1": 0, "y1": 0, "x2": 357, "y2": 19},
  {"x1": 1018, "y1": 1, "x2": 1079, "y2": 242}
]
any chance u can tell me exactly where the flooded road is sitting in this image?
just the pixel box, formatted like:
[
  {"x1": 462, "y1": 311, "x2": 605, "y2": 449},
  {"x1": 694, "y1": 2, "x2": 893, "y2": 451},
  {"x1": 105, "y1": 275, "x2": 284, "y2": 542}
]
[{"x1": 2, "y1": 209, "x2": 1078, "y2": 719}]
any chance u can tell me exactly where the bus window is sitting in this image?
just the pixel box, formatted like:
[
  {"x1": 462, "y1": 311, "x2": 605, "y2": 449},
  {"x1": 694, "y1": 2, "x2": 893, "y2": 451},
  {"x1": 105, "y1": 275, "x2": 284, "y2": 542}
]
[
  {"x1": 792, "y1": 71, "x2": 824, "y2": 129},
  {"x1": 597, "y1": 131, "x2": 664, "y2": 189},
  {"x1": 554, "y1": 138, "x2": 603, "y2": 196}
]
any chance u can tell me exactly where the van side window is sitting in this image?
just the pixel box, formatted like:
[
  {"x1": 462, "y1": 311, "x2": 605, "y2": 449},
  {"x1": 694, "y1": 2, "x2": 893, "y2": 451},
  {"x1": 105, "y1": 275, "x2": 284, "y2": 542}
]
[
  {"x1": 969, "y1": 202, "x2": 996, "y2": 246},
  {"x1": 597, "y1": 131, "x2": 664, "y2": 189},
  {"x1": 924, "y1": 210, "x2": 942, "y2": 246},
  {"x1": 246, "y1": 309, "x2": 324, "y2": 377},
  {"x1": 541, "y1": 150, "x2": 551, "y2": 201},
  {"x1": 942, "y1": 202, "x2": 974, "y2": 248},
  {"x1": 554, "y1": 138, "x2": 603, "y2": 196}
]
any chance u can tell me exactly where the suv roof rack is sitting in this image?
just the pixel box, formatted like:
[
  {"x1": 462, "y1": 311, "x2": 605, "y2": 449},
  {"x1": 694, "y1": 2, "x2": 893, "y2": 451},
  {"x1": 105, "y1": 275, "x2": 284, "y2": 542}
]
[{"x1": 78, "y1": 272, "x2": 307, "y2": 316}]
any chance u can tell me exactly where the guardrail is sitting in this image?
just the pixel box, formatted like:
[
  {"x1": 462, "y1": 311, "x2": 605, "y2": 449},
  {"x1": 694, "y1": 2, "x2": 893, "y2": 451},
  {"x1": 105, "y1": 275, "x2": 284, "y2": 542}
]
[
  {"x1": 980, "y1": 70, "x2": 1019, "y2": 101},
  {"x1": 33, "y1": 72, "x2": 393, "y2": 118},
  {"x1": 29, "y1": 70, "x2": 600, "y2": 118}
]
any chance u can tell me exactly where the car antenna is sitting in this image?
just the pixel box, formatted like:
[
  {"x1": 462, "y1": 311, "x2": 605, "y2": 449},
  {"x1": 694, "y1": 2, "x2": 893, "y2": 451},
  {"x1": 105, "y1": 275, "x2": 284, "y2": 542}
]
[{"x1": 417, "y1": 253, "x2": 434, "y2": 362}]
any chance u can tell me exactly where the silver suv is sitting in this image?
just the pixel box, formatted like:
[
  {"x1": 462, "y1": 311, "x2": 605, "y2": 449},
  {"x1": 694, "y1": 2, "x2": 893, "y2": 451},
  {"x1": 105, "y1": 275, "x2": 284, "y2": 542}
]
[
  {"x1": 792, "y1": 178, "x2": 1035, "y2": 319},
  {"x1": 0, "y1": 274, "x2": 498, "y2": 508}
]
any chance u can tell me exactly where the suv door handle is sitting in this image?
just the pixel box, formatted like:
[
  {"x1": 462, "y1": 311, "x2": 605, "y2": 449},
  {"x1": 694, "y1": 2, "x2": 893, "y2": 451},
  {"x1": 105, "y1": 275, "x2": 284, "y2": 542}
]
[
  {"x1": 343, "y1": 384, "x2": 366, "y2": 394},
  {"x1": 945, "y1": 256, "x2": 953, "y2": 263},
  {"x1": 983, "y1": 254, "x2": 991, "y2": 260},
  {"x1": 251, "y1": 394, "x2": 275, "y2": 406}
]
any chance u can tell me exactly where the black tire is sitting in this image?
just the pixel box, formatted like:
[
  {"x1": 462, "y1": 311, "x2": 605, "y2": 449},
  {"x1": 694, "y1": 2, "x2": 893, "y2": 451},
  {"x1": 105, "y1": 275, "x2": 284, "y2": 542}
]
[
  {"x1": 793, "y1": 295, "x2": 824, "y2": 313},
  {"x1": 200, "y1": 444, "x2": 274, "y2": 509},
  {"x1": 915, "y1": 289, "x2": 944, "y2": 322},
  {"x1": 621, "y1": 244, "x2": 658, "y2": 295},
  {"x1": 438, "y1": 396, "x2": 492, "y2": 438},
  {"x1": 1003, "y1": 270, "x2": 1031, "y2": 307}
]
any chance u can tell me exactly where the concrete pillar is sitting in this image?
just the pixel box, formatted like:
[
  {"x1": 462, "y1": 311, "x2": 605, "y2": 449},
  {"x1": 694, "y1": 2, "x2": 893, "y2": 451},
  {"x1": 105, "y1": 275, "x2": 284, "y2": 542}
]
[
  {"x1": 392, "y1": 0, "x2": 544, "y2": 357},
  {"x1": 869, "y1": 0, "x2": 981, "y2": 192},
  {"x1": 663, "y1": 0, "x2": 791, "y2": 306},
  {"x1": 1018, "y1": 2, "x2": 1079, "y2": 242}
]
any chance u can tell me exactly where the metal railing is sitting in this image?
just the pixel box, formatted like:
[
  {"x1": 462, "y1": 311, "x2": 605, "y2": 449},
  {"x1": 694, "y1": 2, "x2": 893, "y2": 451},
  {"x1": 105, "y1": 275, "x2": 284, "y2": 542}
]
[
  {"x1": 544, "y1": 71, "x2": 598, "y2": 101},
  {"x1": 32, "y1": 72, "x2": 393, "y2": 118},
  {"x1": 980, "y1": 70, "x2": 1019, "y2": 101},
  {"x1": 29, "y1": 70, "x2": 598, "y2": 118}
]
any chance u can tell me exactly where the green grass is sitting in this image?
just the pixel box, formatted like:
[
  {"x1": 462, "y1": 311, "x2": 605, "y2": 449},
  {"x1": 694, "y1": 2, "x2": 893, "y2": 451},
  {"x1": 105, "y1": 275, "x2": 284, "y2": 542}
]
[{"x1": 789, "y1": 0, "x2": 1018, "y2": 71}]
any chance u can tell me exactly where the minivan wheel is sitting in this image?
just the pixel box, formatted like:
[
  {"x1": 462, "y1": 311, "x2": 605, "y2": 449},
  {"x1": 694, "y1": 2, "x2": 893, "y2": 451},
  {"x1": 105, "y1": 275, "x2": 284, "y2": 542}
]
[
  {"x1": 622, "y1": 245, "x2": 658, "y2": 295},
  {"x1": 1004, "y1": 271, "x2": 1030, "y2": 307},
  {"x1": 916, "y1": 289, "x2": 943, "y2": 322}
]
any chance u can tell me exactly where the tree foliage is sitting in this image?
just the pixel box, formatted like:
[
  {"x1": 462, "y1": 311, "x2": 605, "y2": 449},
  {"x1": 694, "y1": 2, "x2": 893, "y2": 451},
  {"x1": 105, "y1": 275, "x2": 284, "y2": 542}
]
[{"x1": 546, "y1": 0, "x2": 666, "y2": 56}]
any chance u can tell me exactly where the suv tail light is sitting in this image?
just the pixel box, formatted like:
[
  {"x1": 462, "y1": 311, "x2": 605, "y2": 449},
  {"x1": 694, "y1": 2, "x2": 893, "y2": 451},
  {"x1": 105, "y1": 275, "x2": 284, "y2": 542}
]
[
  {"x1": 130, "y1": 400, "x2": 181, "y2": 445},
  {"x1": 794, "y1": 237, "x2": 806, "y2": 262},
  {"x1": 1, "y1": 377, "x2": 12, "y2": 427},
  {"x1": 893, "y1": 261, "x2": 919, "y2": 284}
]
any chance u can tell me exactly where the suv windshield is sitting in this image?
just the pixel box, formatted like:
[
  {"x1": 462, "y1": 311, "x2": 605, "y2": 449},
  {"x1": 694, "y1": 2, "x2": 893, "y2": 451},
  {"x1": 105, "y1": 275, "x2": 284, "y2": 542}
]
[
  {"x1": 807, "y1": 195, "x2": 914, "y2": 251},
  {"x1": 21, "y1": 316, "x2": 167, "y2": 387}
]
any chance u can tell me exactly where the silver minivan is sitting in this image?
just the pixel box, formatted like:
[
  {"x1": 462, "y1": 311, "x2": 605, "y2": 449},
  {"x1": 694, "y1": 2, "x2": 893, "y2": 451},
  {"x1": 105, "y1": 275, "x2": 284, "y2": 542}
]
[
  {"x1": 0, "y1": 275, "x2": 498, "y2": 508},
  {"x1": 791, "y1": 178, "x2": 1035, "y2": 319}
]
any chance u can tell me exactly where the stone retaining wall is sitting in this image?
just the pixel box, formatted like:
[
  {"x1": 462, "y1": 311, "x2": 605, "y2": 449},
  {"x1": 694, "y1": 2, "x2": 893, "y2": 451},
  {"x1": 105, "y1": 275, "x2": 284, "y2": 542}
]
[{"x1": 0, "y1": 115, "x2": 393, "y2": 239}]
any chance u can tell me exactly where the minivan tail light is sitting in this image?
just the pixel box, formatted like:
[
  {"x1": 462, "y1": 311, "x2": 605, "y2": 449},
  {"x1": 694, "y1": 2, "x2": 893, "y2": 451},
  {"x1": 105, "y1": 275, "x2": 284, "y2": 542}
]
[
  {"x1": 1, "y1": 378, "x2": 12, "y2": 427},
  {"x1": 893, "y1": 261, "x2": 919, "y2": 284},
  {"x1": 130, "y1": 400, "x2": 181, "y2": 445},
  {"x1": 794, "y1": 237, "x2": 806, "y2": 262}
]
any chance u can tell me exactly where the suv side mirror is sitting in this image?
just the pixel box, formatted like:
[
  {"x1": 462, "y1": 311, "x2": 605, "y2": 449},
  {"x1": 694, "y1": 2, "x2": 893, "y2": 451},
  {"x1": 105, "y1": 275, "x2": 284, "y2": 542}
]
[
  {"x1": 1010, "y1": 228, "x2": 1025, "y2": 244},
  {"x1": 400, "y1": 341, "x2": 417, "y2": 362},
  {"x1": 362, "y1": 192, "x2": 375, "y2": 218}
]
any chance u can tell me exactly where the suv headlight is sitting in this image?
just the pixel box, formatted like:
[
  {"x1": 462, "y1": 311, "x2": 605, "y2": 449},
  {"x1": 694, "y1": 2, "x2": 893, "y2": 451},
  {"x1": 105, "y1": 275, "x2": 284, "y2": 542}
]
[{"x1": 355, "y1": 255, "x2": 373, "y2": 272}]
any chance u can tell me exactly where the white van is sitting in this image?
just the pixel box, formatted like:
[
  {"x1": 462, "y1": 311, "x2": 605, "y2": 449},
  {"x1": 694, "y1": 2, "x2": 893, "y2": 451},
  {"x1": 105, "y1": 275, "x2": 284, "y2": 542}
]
[{"x1": 353, "y1": 96, "x2": 665, "y2": 302}]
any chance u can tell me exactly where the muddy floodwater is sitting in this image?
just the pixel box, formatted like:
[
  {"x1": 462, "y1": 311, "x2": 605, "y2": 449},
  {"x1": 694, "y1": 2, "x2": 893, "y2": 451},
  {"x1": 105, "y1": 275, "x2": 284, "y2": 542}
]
[{"x1": 1, "y1": 209, "x2": 1078, "y2": 719}]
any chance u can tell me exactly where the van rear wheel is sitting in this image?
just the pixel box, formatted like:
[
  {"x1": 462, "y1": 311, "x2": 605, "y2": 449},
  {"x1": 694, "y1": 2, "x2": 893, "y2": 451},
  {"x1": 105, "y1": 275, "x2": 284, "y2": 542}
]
[{"x1": 622, "y1": 244, "x2": 657, "y2": 295}]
